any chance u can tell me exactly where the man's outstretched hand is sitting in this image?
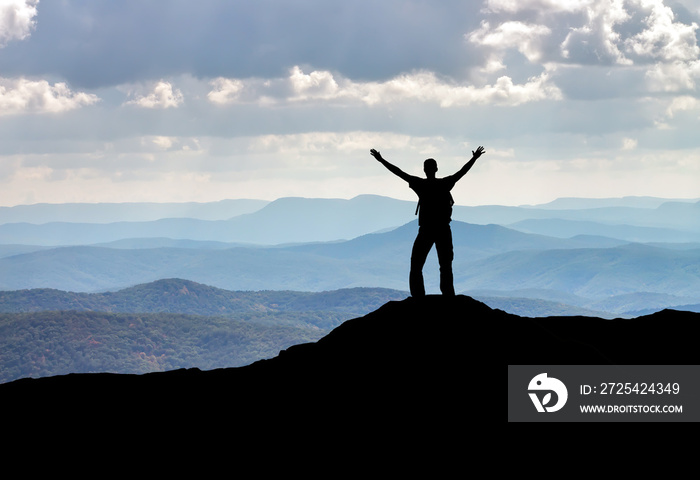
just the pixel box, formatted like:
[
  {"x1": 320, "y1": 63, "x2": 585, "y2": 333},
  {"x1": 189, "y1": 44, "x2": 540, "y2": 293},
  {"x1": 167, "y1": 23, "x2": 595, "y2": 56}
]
[
  {"x1": 472, "y1": 146, "x2": 485, "y2": 159},
  {"x1": 370, "y1": 148, "x2": 383, "y2": 161}
]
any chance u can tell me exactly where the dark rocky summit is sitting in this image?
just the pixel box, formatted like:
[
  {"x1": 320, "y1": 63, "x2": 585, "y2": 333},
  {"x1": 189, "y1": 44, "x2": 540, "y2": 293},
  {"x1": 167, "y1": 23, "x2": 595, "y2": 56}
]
[{"x1": 2, "y1": 295, "x2": 698, "y2": 434}]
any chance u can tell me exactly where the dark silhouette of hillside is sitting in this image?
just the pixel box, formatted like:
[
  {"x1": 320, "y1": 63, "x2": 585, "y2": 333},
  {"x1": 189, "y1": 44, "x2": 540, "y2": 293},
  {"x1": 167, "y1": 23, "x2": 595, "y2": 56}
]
[{"x1": 2, "y1": 295, "x2": 699, "y2": 434}]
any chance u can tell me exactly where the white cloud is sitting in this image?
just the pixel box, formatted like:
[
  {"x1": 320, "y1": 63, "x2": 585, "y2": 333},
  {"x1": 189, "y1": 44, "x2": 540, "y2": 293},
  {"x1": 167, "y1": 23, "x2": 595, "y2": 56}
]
[
  {"x1": 471, "y1": 0, "x2": 700, "y2": 125},
  {"x1": 624, "y1": 0, "x2": 699, "y2": 62},
  {"x1": 472, "y1": 21, "x2": 552, "y2": 60},
  {"x1": 622, "y1": 137, "x2": 638, "y2": 150},
  {"x1": 246, "y1": 131, "x2": 446, "y2": 159},
  {"x1": 150, "y1": 136, "x2": 175, "y2": 150},
  {"x1": 480, "y1": 0, "x2": 700, "y2": 67},
  {"x1": 0, "y1": 0, "x2": 38, "y2": 47},
  {"x1": 664, "y1": 95, "x2": 700, "y2": 118},
  {"x1": 124, "y1": 81, "x2": 184, "y2": 109},
  {"x1": 207, "y1": 78, "x2": 244, "y2": 105},
  {"x1": 645, "y1": 60, "x2": 700, "y2": 91},
  {"x1": 289, "y1": 66, "x2": 340, "y2": 100},
  {"x1": 208, "y1": 66, "x2": 563, "y2": 108},
  {"x1": 468, "y1": 21, "x2": 552, "y2": 73},
  {"x1": 560, "y1": 0, "x2": 632, "y2": 65},
  {"x1": 373, "y1": 70, "x2": 562, "y2": 107},
  {"x1": 0, "y1": 77, "x2": 99, "y2": 115},
  {"x1": 626, "y1": 1, "x2": 700, "y2": 95}
]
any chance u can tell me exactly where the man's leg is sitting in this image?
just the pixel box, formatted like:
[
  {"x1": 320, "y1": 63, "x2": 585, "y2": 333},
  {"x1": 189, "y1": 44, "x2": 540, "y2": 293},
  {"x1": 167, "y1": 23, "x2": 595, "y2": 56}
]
[
  {"x1": 435, "y1": 225, "x2": 455, "y2": 296},
  {"x1": 410, "y1": 227, "x2": 433, "y2": 297}
]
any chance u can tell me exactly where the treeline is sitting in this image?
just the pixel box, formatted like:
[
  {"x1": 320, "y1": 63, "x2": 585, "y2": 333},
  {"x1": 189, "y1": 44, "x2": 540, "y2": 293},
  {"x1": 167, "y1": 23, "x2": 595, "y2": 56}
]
[
  {"x1": 0, "y1": 278, "x2": 407, "y2": 316},
  {"x1": 0, "y1": 310, "x2": 334, "y2": 384}
]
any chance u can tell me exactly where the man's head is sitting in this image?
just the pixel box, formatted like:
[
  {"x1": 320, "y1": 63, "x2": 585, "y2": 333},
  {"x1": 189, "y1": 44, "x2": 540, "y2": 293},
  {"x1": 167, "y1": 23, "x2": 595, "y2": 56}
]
[{"x1": 424, "y1": 158, "x2": 438, "y2": 178}]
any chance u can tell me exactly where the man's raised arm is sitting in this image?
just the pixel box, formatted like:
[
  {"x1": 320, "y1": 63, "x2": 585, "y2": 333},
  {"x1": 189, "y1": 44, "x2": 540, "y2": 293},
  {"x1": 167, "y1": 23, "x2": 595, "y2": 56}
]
[
  {"x1": 452, "y1": 145, "x2": 485, "y2": 183},
  {"x1": 370, "y1": 148, "x2": 413, "y2": 183}
]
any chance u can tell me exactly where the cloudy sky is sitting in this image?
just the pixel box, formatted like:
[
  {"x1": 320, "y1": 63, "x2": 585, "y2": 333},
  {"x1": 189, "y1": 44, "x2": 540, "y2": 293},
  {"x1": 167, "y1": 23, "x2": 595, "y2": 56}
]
[{"x1": 1, "y1": 0, "x2": 699, "y2": 207}]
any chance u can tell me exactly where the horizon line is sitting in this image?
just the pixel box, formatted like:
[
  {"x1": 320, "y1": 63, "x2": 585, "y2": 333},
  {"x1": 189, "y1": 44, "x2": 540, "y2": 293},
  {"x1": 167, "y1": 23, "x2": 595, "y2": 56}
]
[{"x1": 2, "y1": 193, "x2": 700, "y2": 210}]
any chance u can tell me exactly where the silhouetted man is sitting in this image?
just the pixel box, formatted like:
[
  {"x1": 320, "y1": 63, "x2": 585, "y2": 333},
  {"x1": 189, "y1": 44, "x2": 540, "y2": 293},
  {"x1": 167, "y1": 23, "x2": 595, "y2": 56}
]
[{"x1": 370, "y1": 146, "x2": 485, "y2": 297}]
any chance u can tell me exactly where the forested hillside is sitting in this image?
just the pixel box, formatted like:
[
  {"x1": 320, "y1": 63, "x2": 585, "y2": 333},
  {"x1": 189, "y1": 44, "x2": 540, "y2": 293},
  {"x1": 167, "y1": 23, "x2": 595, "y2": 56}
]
[
  {"x1": 0, "y1": 310, "x2": 328, "y2": 384},
  {"x1": 0, "y1": 279, "x2": 408, "y2": 384}
]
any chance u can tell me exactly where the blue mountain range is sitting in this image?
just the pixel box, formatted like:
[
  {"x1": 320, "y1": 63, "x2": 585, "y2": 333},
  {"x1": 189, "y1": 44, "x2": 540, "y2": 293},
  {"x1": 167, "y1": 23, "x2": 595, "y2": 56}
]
[{"x1": 1, "y1": 195, "x2": 699, "y2": 317}]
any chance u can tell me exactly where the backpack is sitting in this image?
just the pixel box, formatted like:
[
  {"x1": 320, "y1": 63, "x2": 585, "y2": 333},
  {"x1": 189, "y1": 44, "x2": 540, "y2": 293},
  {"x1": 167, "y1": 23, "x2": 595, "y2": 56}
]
[{"x1": 414, "y1": 183, "x2": 454, "y2": 225}]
